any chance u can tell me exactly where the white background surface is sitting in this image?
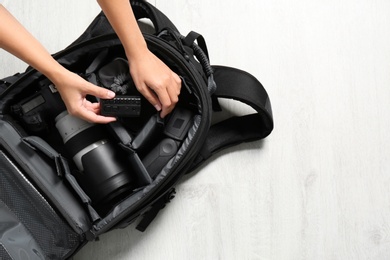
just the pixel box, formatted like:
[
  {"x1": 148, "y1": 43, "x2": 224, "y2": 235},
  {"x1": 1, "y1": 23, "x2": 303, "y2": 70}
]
[{"x1": 1, "y1": 1, "x2": 390, "y2": 259}]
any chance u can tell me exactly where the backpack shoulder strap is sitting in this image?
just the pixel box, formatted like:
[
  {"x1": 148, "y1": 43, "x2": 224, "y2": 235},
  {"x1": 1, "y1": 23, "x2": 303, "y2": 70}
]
[
  {"x1": 68, "y1": 0, "x2": 178, "y2": 48},
  {"x1": 190, "y1": 65, "x2": 274, "y2": 171},
  {"x1": 131, "y1": 0, "x2": 179, "y2": 33}
]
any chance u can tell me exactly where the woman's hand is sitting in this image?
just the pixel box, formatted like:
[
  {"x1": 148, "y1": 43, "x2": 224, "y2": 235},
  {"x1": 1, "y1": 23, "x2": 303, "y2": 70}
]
[
  {"x1": 129, "y1": 48, "x2": 181, "y2": 118},
  {"x1": 52, "y1": 69, "x2": 117, "y2": 124}
]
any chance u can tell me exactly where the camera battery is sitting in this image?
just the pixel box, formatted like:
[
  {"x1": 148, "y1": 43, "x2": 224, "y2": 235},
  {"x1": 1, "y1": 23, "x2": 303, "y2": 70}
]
[{"x1": 100, "y1": 96, "x2": 141, "y2": 117}]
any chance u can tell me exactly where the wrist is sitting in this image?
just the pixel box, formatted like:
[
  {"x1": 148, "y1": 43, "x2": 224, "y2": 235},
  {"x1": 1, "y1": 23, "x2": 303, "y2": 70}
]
[
  {"x1": 124, "y1": 38, "x2": 149, "y2": 64},
  {"x1": 42, "y1": 63, "x2": 69, "y2": 87}
]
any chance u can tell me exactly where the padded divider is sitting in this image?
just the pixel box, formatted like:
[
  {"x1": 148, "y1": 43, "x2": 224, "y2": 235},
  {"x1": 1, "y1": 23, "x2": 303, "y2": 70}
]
[
  {"x1": 107, "y1": 121, "x2": 153, "y2": 186},
  {"x1": 0, "y1": 119, "x2": 91, "y2": 235}
]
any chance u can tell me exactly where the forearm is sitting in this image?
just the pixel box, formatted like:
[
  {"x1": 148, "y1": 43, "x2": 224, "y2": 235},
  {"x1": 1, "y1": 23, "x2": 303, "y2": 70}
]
[
  {"x1": 96, "y1": 0, "x2": 148, "y2": 62},
  {"x1": 0, "y1": 5, "x2": 65, "y2": 82},
  {"x1": 0, "y1": 5, "x2": 116, "y2": 124}
]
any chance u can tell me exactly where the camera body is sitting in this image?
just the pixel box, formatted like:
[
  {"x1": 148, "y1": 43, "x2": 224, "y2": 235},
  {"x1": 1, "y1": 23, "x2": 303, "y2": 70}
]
[{"x1": 11, "y1": 84, "x2": 65, "y2": 133}]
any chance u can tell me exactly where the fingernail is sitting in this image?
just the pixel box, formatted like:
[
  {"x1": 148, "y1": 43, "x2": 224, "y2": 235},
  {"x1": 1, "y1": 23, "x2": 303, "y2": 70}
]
[
  {"x1": 154, "y1": 104, "x2": 161, "y2": 111},
  {"x1": 107, "y1": 91, "x2": 115, "y2": 98}
]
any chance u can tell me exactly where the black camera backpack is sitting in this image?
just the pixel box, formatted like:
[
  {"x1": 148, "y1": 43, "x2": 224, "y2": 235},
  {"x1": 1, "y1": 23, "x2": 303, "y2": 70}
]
[{"x1": 0, "y1": 0, "x2": 273, "y2": 259}]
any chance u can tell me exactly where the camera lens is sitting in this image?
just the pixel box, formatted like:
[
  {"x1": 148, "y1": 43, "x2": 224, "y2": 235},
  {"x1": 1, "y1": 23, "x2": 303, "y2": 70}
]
[{"x1": 55, "y1": 111, "x2": 136, "y2": 213}]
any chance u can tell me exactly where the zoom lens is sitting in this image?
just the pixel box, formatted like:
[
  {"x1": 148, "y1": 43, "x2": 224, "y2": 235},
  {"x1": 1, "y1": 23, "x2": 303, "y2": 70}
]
[{"x1": 55, "y1": 111, "x2": 136, "y2": 213}]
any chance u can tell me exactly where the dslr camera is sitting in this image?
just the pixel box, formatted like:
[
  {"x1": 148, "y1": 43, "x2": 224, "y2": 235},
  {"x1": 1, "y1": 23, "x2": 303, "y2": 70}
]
[{"x1": 10, "y1": 81, "x2": 65, "y2": 133}]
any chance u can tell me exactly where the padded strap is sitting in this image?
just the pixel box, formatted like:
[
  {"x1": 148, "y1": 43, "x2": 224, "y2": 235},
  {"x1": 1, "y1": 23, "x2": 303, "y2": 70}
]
[
  {"x1": 67, "y1": 12, "x2": 115, "y2": 48},
  {"x1": 68, "y1": 0, "x2": 177, "y2": 48},
  {"x1": 131, "y1": 0, "x2": 179, "y2": 33},
  {"x1": 190, "y1": 66, "x2": 274, "y2": 171}
]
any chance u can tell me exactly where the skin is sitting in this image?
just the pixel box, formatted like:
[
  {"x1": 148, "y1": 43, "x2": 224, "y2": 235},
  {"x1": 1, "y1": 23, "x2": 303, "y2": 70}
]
[{"x1": 0, "y1": 1, "x2": 181, "y2": 123}]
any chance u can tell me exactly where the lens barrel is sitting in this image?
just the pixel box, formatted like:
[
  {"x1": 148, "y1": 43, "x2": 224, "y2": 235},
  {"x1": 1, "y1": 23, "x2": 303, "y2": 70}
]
[{"x1": 55, "y1": 111, "x2": 136, "y2": 212}]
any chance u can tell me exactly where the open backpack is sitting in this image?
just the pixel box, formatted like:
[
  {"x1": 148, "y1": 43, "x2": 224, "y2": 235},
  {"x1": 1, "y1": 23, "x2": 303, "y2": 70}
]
[{"x1": 0, "y1": 0, "x2": 273, "y2": 259}]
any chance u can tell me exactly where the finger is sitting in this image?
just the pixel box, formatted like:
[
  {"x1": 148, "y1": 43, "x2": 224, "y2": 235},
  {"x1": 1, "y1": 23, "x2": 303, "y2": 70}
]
[
  {"x1": 84, "y1": 100, "x2": 100, "y2": 112},
  {"x1": 151, "y1": 86, "x2": 175, "y2": 118},
  {"x1": 167, "y1": 75, "x2": 181, "y2": 102},
  {"x1": 84, "y1": 83, "x2": 116, "y2": 100},
  {"x1": 173, "y1": 73, "x2": 182, "y2": 94},
  {"x1": 86, "y1": 105, "x2": 100, "y2": 116},
  {"x1": 67, "y1": 100, "x2": 116, "y2": 124},
  {"x1": 136, "y1": 82, "x2": 162, "y2": 112},
  {"x1": 76, "y1": 108, "x2": 117, "y2": 124},
  {"x1": 159, "y1": 75, "x2": 182, "y2": 117}
]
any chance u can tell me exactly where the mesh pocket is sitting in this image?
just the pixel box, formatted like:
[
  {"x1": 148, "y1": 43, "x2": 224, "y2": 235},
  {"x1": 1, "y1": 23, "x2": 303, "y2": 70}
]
[
  {"x1": 0, "y1": 149, "x2": 83, "y2": 260},
  {"x1": 0, "y1": 244, "x2": 13, "y2": 260}
]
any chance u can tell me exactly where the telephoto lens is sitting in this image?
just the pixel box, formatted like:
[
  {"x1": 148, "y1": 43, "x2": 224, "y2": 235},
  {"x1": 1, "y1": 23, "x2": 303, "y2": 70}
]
[{"x1": 55, "y1": 111, "x2": 136, "y2": 214}]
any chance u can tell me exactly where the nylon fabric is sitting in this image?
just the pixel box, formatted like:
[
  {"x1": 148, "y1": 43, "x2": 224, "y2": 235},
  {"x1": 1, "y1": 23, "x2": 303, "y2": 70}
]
[{"x1": 0, "y1": 150, "x2": 82, "y2": 259}]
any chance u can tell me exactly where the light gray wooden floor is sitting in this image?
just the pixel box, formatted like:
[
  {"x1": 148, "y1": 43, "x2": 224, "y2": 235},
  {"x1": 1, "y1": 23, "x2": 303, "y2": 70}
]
[{"x1": 1, "y1": 1, "x2": 390, "y2": 259}]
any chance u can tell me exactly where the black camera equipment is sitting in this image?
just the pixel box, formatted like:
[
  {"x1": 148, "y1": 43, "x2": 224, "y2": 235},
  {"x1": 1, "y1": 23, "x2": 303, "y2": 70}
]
[
  {"x1": 141, "y1": 138, "x2": 179, "y2": 179},
  {"x1": 100, "y1": 96, "x2": 141, "y2": 117},
  {"x1": 142, "y1": 107, "x2": 193, "y2": 179},
  {"x1": 97, "y1": 58, "x2": 142, "y2": 117},
  {"x1": 10, "y1": 82, "x2": 65, "y2": 133},
  {"x1": 163, "y1": 108, "x2": 193, "y2": 141},
  {"x1": 132, "y1": 113, "x2": 165, "y2": 154},
  {"x1": 55, "y1": 111, "x2": 137, "y2": 213}
]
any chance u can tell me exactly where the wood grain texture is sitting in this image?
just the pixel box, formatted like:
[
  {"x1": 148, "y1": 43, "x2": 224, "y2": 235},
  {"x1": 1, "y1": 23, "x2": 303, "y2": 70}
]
[{"x1": 1, "y1": 0, "x2": 390, "y2": 259}]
